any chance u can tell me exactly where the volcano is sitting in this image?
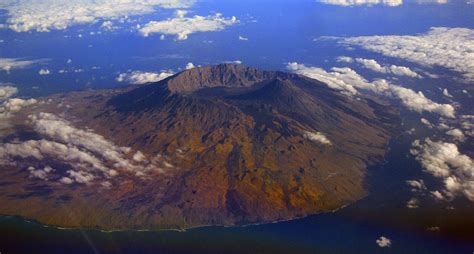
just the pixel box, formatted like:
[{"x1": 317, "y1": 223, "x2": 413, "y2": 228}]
[{"x1": 0, "y1": 64, "x2": 398, "y2": 230}]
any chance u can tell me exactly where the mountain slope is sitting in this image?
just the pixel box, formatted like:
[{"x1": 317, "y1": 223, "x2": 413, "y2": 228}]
[{"x1": 0, "y1": 64, "x2": 399, "y2": 230}]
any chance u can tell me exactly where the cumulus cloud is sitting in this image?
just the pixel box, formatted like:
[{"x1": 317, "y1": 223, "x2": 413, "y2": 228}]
[
  {"x1": 406, "y1": 197, "x2": 420, "y2": 208},
  {"x1": 0, "y1": 0, "x2": 195, "y2": 32},
  {"x1": 0, "y1": 97, "x2": 37, "y2": 133},
  {"x1": 0, "y1": 113, "x2": 173, "y2": 185},
  {"x1": 0, "y1": 58, "x2": 38, "y2": 73},
  {"x1": 38, "y1": 68, "x2": 50, "y2": 75},
  {"x1": 411, "y1": 139, "x2": 474, "y2": 201},
  {"x1": 100, "y1": 20, "x2": 115, "y2": 31},
  {"x1": 287, "y1": 63, "x2": 359, "y2": 96},
  {"x1": 60, "y1": 177, "x2": 74, "y2": 185},
  {"x1": 0, "y1": 86, "x2": 18, "y2": 101},
  {"x1": 238, "y1": 35, "x2": 249, "y2": 41},
  {"x1": 0, "y1": 98, "x2": 38, "y2": 119},
  {"x1": 354, "y1": 58, "x2": 421, "y2": 78},
  {"x1": 117, "y1": 70, "x2": 174, "y2": 85},
  {"x1": 420, "y1": 118, "x2": 434, "y2": 128},
  {"x1": 376, "y1": 236, "x2": 392, "y2": 248},
  {"x1": 459, "y1": 115, "x2": 474, "y2": 137},
  {"x1": 303, "y1": 131, "x2": 332, "y2": 145},
  {"x1": 336, "y1": 56, "x2": 354, "y2": 63},
  {"x1": 28, "y1": 166, "x2": 55, "y2": 180},
  {"x1": 139, "y1": 10, "x2": 238, "y2": 40},
  {"x1": 406, "y1": 179, "x2": 427, "y2": 192},
  {"x1": 445, "y1": 128, "x2": 465, "y2": 141},
  {"x1": 339, "y1": 57, "x2": 421, "y2": 78},
  {"x1": 339, "y1": 27, "x2": 474, "y2": 82},
  {"x1": 185, "y1": 62, "x2": 195, "y2": 69},
  {"x1": 443, "y1": 88, "x2": 453, "y2": 98},
  {"x1": 287, "y1": 62, "x2": 455, "y2": 118},
  {"x1": 431, "y1": 190, "x2": 445, "y2": 201}
]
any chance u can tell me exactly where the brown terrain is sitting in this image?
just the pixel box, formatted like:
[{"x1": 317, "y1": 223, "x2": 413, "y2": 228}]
[{"x1": 0, "y1": 64, "x2": 399, "y2": 230}]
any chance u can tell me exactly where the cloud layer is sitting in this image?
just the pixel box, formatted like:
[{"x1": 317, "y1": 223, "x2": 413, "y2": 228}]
[
  {"x1": 287, "y1": 62, "x2": 455, "y2": 118},
  {"x1": 140, "y1": 10, "x2": 237, "y2": 40},
  {"x1": 317, "y1": 0, "x2": 449, "y2": 6},
  {"x1": 0, "y1": 0, "x2": 195, "y2": 32},
  {"x1": 339, "y1": 27, "x2": 474, "y2": 82},
  {"x1": 0, "y1": 113, "x2": 173, "y2": 185}
]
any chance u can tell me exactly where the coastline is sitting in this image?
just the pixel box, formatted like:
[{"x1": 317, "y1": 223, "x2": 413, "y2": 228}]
[{"x1": 0, "y1": 196, "x2": 365, "y2": 234}]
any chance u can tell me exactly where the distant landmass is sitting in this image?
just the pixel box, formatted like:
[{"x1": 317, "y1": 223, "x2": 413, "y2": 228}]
[{"x1": 0, "y1": 64, "x2": 398, "y2": 230}]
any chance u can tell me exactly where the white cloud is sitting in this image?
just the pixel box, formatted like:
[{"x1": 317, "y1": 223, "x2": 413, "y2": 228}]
[
  {"x1": 238, "y1": 35, "x2": 249, "y2": 41},
  {"x1": 459, "y1": 115, "x2": 474, "y2": 137},
  {"x1": 185, "y1": 62, "x2": 195, "y2": 69},
  {"x1": 133, "y1": 151, "x2": 146, "y2": 162},
  {"x1": 0, "y1": 86, "x2": 18, "y2": 101},
  {"x1": 0, "y1": 58, "x2": 38, "y2": 73},
  {"x1": 117, "y1": 70, "x2": 174, "y2": 84},
  {"x1": 420, "y1": 118, "x2": 433, "y2": 128},
  {"x1": 411, "y1": 139, "x2": 474, "y2": 201},
  {"x1": 431, "y1": 190, "x2": 445, "y2": 201},
  {"x1": 38, "y1": 68, "x2": 50, "y2": 75},
  {"x1": 303, "y1": 131, "x2": 332, "y2": 145},
  {"x1": 389, "y1": 65, "x2": 421, "y2": 78},
  {"x1": 406, "y1": 179, "x2": 427, "y2": 192},
  {"x1": 355, "y1": 58, "x2": 386, "y2": 72},
  {"x1": 224, "y1": 60, "x2": 243, "y2": 65},
  {"x1": 287, "y1": 62, "x2": 455, "y2": 118},
  {"x1": 28, "y1": 166, "x2": 55, "y2": 180},
  {"x1": 445, "y1": 128, "x2": 465, "y2": 141},
  {"x1": 416, "y1": 0, "x2": 448, "y2": 3},
  {"x1": 0, "y1": 98, "x2": 38, "y2": 119},
  {"x1": 339, "y1": 27, "x2": 474, "y2": 82},
  {"x1": 0, "y1": 139, "x2": 107, "y2": 178},
  {"x1": 140, "y1": 10, "x2": 238, "y2": 40},
  {"x1": 0, "y1": 0, "x2": 195, "y2": 32},
  {"x1": 100, "y1": 20, "x2": 115, "y2": 31},
  {"x1": 66, "y1": 170, "x2": 96, "y2": 184},
  {"x1": 443, "y1": 88, "x2": 453, "y2": 98},
  {"x1": 376, "y1": 236, "x2": 392, "y2": 248},
  {"x1": 318, "y1": 0, "x2": 403, "y2": 6},
  {"x1": 287, "y1": 63, "x2": 359, "y2": 96},
  {"x1": 60, "y1": 177, "x2": 74, "y2": 185},
  {"x1": 406, "y1": 197, "x2": 419, "y2": 208},
  {"x1": 336, "y1": 56, "x2": 354, "y2": 63},
  {"x1": 354, "y1": 58, "x2": 421, "y2": 78},
  {"x1": 317, "y1": 0, "x2": 449, "y2": 6},
  {"x1": 388, "y1": 83, "x2": 455, "y2": 118}
]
